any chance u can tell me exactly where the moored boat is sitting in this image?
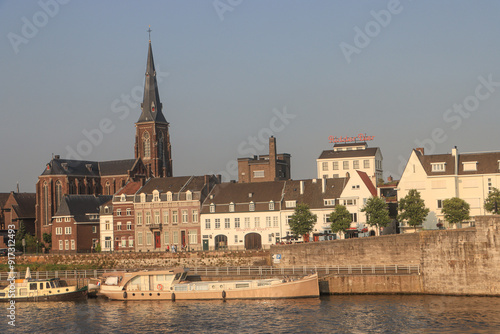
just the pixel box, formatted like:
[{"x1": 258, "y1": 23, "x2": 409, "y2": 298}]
[
  {"x1": 99, "y1": 268, "x2": 319, "y2": 301},
  {"x1": 0, "y1": 268, "x2": 88, "y2": 302}
]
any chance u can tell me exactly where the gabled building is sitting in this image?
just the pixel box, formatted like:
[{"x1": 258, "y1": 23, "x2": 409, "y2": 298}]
[
  {"x1": 135, "y1": 175, "x2": 219, "y2": 252},
  {"x1": 317, "y1": 142, "x2": 383, "y2": 184},
  {"x1": 1, "y1": 192, "x2": 36, "y2": 234},
  {"x1": 112, "y1": 181, "x2": 143, "y2": 252},
  {"x1": 52, "y1": 195, "x2": 112, "y2": 253},
  {"x1": 398, "y1": 147, "x2": 500, "y2": 229},
  {"x1": 280, "y1": 178, "x2": 346, "y2": 242},
  {"x1": 99, "y1": 199, "x2": 113, "y2": 252},
  {"x1": 201, "y1": 181, "x2": 286, "y2": 250}
]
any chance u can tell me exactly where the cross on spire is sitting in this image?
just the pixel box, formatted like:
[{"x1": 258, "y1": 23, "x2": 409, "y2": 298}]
[{"x1": 147, "y1": 25, "x2": 152, "y2": 41}]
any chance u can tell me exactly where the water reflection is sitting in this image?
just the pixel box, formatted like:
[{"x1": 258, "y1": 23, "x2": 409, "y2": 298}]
[{"x1": 4, "y1": 295, "x2": 500, "y2": 333}]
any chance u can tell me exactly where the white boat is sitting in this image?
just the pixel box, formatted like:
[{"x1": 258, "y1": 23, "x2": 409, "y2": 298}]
[
  {"x1": 0, "y1": 268, "x2": 87, "y2": 302},
  {"x1": 99, "y1": 268, "x2": 319, "y2": 301}
]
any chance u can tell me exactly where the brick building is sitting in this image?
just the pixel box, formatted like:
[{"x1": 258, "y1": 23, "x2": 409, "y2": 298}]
[
  {"x1": 237, "y1": 136, "x2": 291, "y2": 183},
  {"x1": 112, "y1": 181, "x2": 143, "y2": 252},
  {"x1": 0, "y1": 192, "x2": 36, "y2": 248}
]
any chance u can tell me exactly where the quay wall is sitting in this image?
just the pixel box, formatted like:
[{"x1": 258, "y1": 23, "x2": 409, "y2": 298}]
[{"x1": 319, "y1": 275, "x2": 423, "y2": 295}]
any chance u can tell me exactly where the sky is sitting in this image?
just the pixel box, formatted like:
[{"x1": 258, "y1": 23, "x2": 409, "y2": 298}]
[{"x1": 1, "y1": 0, "x2": 500, "y2": 193}]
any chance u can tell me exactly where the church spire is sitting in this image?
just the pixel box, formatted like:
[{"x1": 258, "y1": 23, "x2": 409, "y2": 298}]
[{"x1": 137, "y1": 32, "x2": 167, "y2": 124}]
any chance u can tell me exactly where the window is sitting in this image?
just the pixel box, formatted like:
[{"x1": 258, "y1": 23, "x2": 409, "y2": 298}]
[
  {"x1": 71, "y1": 240, "x2": 75, "y2": 250},
  {"x1": 59, "y1": 240, "x2": 63, "y2": 250},
  {"x1": 215, "y1": 219, "x2": 221, "y2": 229},
  {"x1": 128, "y1": 237, "x2": 134, "y2": 247},
  {"x1": 269, "y1": 201, "x2": 275, "y2": 211},
  {"x1": 105, "y1": 221, "x2": 110, "y2": 231},
  {"x1": 229, "y1": 202, "x2": 235, "y2": 212},
  {"x1": 127, "y1": 222, "x2": 132, "y2": 230},
  {"x1": 140, "y1": 193, "x2": 146, "y2": 203},
  {"x1": 172, "y1": 211, "x2": 178, "y2": 224},
  {"x1": 143, "y1": 131, "x2": 151, "y2": 158},
  {"x1": 431, "y1": 163, "x2": 446, "y2": 172},
  {"x1": 437, "y1": 200, "x2": 443, "y2": 209},
  {"x1": 254, "y1": 217, "x2": 260, "y2": 228},
  {"x1": 285, "y1": 201, "x2": 296, "y2": 208},
  {"x1": 273, "y1": 216, "x2": 278, "y2": 227},
  {"x1": 173, "y1": 231, "x2": 179, "y2": 244},
  {"x1": 253, "y1": 170, "x2": 265, "y2": 178},
  {"x1": 268, "y1": 234, "x2": 273, "y2": 242},
  {"x1": 225, "y1": 218, "x2": 230, "y2": 229},
  {"x1": 121, "y1": 237, "x2": 127, "y2": 247},
  {"x1": 188, "y1": 230, "x2": 197, "y2": 244},
  {"x1": 65, "y1": 240, "x2": 69, "y2": 250},
  {"x1": 146, "y1": 211, "x2": 151, "y2": 225},
  {"x1": 92, "y1": 226, "x2": 97, "y2": 233},
  {"x1": 205, "y1": 219, "x2": 211, "y2": 229},
  {"x1": 120, "y1": 194, "x2": 126, "y2": 202},
  {"x1": 116, "y1": 209, "x2": 121, "y2": 216},
  {"x1": 351, "y1": 213, "x2": 357, "y2": 223},
  {"x1": 163, "y1": 210, "x2": 169, "y2": 224},
  {"x1": 55, "y1": 227, "x2": 62, "y2": 235},
  {"x1": 164, "y1": 231, "x2": 169, "y2": 244},
  {"x1": 155, "y1": 211, "x2": 160, "y2": 224},
  {"x1": 364, "y1": 160, "x2": 370, "y2": 168},
  {"x1": 182, "y1": 210, "x2": 188, "y2": 223},
  {"x1": 463, "y1": 162, "x2": 477, "y2": 172},
  {"x1": 167, "y1": 191, "x2": 172, "y2": 201},
  {"x1": 126, "y1": 208, "x2": 131, "y2": 216},
  {"x1": 105, "y1": 237, "x2": 111, "y2": 249},
  {"x1": 324, "y1": 199, "x2": 335, "y2": 206},
  {"x1": 146, "y1": 232, "x2": 152, "y2": 245},
  {"x1": 352, "y1": 185, "x2": 360, "y2": 189},
  {"x1": 186, "y1": 191, "x2": 192, "y2": 201},
  {"x1": 235, "y1": 218, "x2": 240, "y2": 228},
  {"x1": 266, "y1": 217, "x2": 271, "y2": 227},
  {"x1": 322, "y1": 162, "x2": 328, "y2": 171},
  {"x1": 249, "y1": 202, "x2": 255, "y2": 211},
  {"x1": 244, "y1": 217, "x2": 250, "y2": 228},
  {"x1": 137, "y1": 212, "x2": 142, "y2": 225},
  {"x1": 192, "y1": 210, "x2": 198, "y2": 223},
  {"x1": 55, "y1": 180, "x2": 62, "y2": 210},
  {"x1": 56, "y1": 217, "x2": 62, "y2": 223},
  {"x1": 153, "y1": 190, "x2": 160, "y2": 202},
  {"x1": 333, "y1": 162, "x2": 339, "y2": 170},
  {"x1": 353, "y1": 160, "x2": 359, "y2": 169},
  {"x1": 117, "y1": 222, "x2": 122, "y2": 230},
  {"x1": 210, "y1": 203, "x2": 215, "y2": 213},
  {"x1": 488, "y1": 178, "x2": 493, "y2": 193},
  {"x1": 342, "y1": 199, "x2": 357, "y2": 206},
  {"x1": 65, "y1": 227, "x2": 72, "y2": 235},
  {"x1": 138, "y1": 232, "x2": 143, "y2": 245},
  {"x1": 235, "y1": 235, "x2": 238, "y2": 243},
  {"x1": 343, "y1": 161, "x2": 349, "y2": 170},
  {"x1": 65, "y1": 217, "x2": 71, "y2": 222}
]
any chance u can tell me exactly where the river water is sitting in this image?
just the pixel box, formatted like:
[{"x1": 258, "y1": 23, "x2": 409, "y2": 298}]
[{"x1": 2, "y1": 295, "x2": 500, "y2": 333}]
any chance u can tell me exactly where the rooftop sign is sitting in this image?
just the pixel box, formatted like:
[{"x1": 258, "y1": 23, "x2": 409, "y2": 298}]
[{"x1": 329, "y1": 133, "x2": 374, "y2": 144}]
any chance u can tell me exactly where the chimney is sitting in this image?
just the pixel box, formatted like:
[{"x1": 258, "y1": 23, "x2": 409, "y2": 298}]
[
  {"x1": 54, "y1": 155, "x2": 60, "y2": 160},
  {"x1": 322, "y1": 178, "x2": 326, "y2": 193},
  {"x1": 452, "y1": 146, "x2": 458, "y2": 175},
  {"x1": 269, "y1": 136, "x2": 277, "y2": 180},
  {"x1": 387, "y1": 175, "x2": 393, "y2": 182},
  {"x1": 416, "y1": 148, "x2": 424, "y2": 155},
  {"x1": 300, "y1": 180, "x2": 304, "y2": 195}
]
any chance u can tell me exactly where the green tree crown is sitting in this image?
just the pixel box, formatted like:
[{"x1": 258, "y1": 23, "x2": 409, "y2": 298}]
[
  {"x1": 329, "y1": 205, "x2": 352, "y2": 234},
  {"x1": 398, "y1": 189, "x2": 430, "y2": 229},
  {"x1": 361, "y1": 196, "x2": 390, "y2": 229},
  {"x1": 484, "y1": 188, "x2": 500, "y2": 214},
  {"x1": 289, "y1": 203, "x2": 317, "y2": 237},
  {"x1": 442, "y1": 197, "x2": 470, "y2": 225}
]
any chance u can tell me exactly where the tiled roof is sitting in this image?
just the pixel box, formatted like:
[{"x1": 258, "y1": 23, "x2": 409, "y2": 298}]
[
  {"x1": 99, "y1": 159, "x2": 136, "y2": 176},
  {"x1": 356, "y1": 171, "x2": 377, "y2": 197},
  {"x1": 318, "y1": 147, "x2": 379, "y2": 159},
  {"x1": 54, "y1": 195, "x2": 112, "y2": 222},
  {"x1": 0, "y1": 193, "x2": 10, "y2": 208},
  {"x1": 115, "y1": 181, "x2": 143, "y2": 196},
  {"x1": 416, "y1": 149, "x2": 500, "y2": 176},
  {"x1": 11, "y1": 193, "x2": 36, "y2": 218},
  {"x1": 139, "y1": 176, "x2": 193, "y2": 194},
  {"x1": 282, "y1": 178, "x2": 347, "y2": 209}
]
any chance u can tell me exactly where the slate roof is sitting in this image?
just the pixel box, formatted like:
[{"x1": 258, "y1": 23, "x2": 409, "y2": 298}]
[
  {"x1": 40, "y1": 157, "x2": 138, "y2": 177},
  {"x1": 10, "y1": 193, "x2": 36, "y2": 218},
  {"x1": 318, "y1": 147, "x2": 379, "y2": 159},
  {"x1": 282, "y1": 178, "x2": 347, "y2": 209},
  {"x1": 99, "y1": 199, "x2": 113, "y2": 215},
  {"x1": 99, "y1": 159, "x2": 136, "y2": 176},
  {"x1": 139, "y1": 176, "x2": 193, "y2": 194},
  {"x1": 416, "y1": 149, "x2": 500, "y2": 176},
  {"x1": 54, "y1": 195, "x2": 112, "y2": 222}
]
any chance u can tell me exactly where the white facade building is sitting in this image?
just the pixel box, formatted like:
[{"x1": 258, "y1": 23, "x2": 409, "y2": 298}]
[
  {"x1": 398, "y1": 147, "x2": 500, "y2": 229},
  {"x1": 99, "y1": 200, "x2": 114, "y2": 252},
  {"x1": 317, "y1": 142, "x2": 383, "y2": 184}
]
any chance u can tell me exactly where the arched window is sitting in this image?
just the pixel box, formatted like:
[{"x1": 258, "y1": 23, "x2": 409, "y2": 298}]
[
  {"x1": 55, "y1": 181, "x2": 62, "y2": 211},
  {"x1": 158, "y1": 132, "x2": 165, "y2": 167},
  {"x1": 143, "y1": 132, "x2": 151, "y2": 159},
  {"x1": 105, "y1": 182, "x2": 110, "y2": 195},
  {"x1": 43, "y1": 182, "x2": 49, "y2": 225},
  {"x1": 186, "y1": 190, "x2": 192, "y2": 201}
]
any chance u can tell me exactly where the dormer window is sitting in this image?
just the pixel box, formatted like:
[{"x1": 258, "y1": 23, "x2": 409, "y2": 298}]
[
  {"x1": 186, "y1": 191, "x2": 192, "y2": 201},
  {"x1": 431, "y1": 163, "x2": 446, "y2": 172},
  {"x1": 61, "y1": 163, "x2": 68, "y2": 171},
  {"x1": 249, "y1": 201, "x2": 255, "y2": 211},
  {"x1": 120, "y1": 194, "x2": 126, "y2": 202},
  {"x1": 210, "y1": 203, "x2": 215, "y2": 213},
  {"x1": 462, "y1": 161, "x2": 478, "y2": 172},
  {"x1": 269, "y1": 201, "x2": 275, "y2": 211},
  {"x1": 286, "y1": 200, "x2": 296, "y2": 208},
  {"x1": 153, "y1": 190, "x2": 160, "y2": 202},
  {"x1": 140, "y1": 193, "x2": 146, "y2": 203},
  {"x1": 167, "y1": 191, "x2": 172, "y2": 201},
  {"x1": 229, "y1": 202, "x2": 235, "y2": 212},
  {"x1": 104, "y1": 206, "x2": 109, "y2": 214}
]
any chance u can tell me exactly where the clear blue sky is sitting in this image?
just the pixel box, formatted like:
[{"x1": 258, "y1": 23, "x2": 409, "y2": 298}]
[{"x1": 1, "y1": 0, "x2": 500, "y2": 192}]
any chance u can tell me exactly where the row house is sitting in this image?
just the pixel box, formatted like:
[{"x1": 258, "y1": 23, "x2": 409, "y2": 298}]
[
  {"x1": 99, "y1": 200, "x2": 113, "y2": 252},
  {"x1": 398, "y1": 147, "x2": 500, "y2": 230},
  {"x1": 112, "y1": 181, "x2": 143, "y2": 252},
  {"x1": 317, "y1": 142, "x2": 383, "y2": 185},
  {"x1": 52, "y1": 195, "x2": 111, "y2": 253},
  {"x1": 200, "y1": 181, "x2": 286, "y2": 250},
  {"x1": 134, "y1": 175, "x2": 219, "y2": 252}
]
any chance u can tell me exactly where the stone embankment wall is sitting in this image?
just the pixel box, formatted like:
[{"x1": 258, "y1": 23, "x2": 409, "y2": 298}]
[
  {"x1": 272, "y1": 215, "x2": 500, "y2": 296},
  {"x1": 1, "y1": 250, "x2": 270, "y2": 269}
]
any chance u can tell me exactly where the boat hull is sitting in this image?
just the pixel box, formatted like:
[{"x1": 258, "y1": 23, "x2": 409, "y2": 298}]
[
  {"x1": 0, "y1": 287, "x2": 88, "y2": 302},
  {"x1": 101, "y1": 274, "x2": 319, "y2": 301}
]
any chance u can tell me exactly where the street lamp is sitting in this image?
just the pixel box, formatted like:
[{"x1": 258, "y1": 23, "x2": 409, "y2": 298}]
[{"x1": 36, "y1": 240, "x2": 38, "y2": 256}]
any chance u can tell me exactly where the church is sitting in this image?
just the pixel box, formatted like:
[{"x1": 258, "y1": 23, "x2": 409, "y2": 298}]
[{"x1": 35, "y1": 37, "x2": 173, "y2": 241}]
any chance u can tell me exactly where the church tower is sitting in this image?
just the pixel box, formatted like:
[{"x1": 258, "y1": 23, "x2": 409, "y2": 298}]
[{"x1": 135, "y1": 35, "x2": 173, "y2": 177}]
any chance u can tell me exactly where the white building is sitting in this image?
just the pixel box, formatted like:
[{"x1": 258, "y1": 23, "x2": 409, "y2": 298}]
[
  {"x1": 398, "y1": 147, "x2": 500, "y2": 229},
  {"x1": 99, "y1": 200, "x2": 114, "y2": 252},
  {"x1": 317, "y1": 142, "x2": 383, "y2": 184}
]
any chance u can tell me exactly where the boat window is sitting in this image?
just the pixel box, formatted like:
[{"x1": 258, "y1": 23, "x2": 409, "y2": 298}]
[
  {"x1": 29, "y1": 283, "x2": 37, "y2": 290},
  {"x1": 40, "y1": 283, "x2": 44, "y2": 290},
  {"x1": 180, "y1": 272, "x2": 188, "y2": 281},
  {"x1": 236, "y1": 283, "x2": 250, "y2": 289},
  {"x1": 46, "y1": 282, "x2": 51, "y2": 289},
  {"x1": 105, "y1": 276, "x2": 119, "y2": 285},
  {"x1": 194, "y1": 285, "x2": 209, "y2": 291},
  {"x1": 174, "y1": 273, "x2": 181, "y2": 281},
  {"x1": 0, "y1": 292, "x2": 5, "y2": 297},
  {"x1": 50, "y1": 281, "x2": 56, "y2": 288},
  {"x1": 174, "y1": 285, "x2": 188, "y2": 291}
]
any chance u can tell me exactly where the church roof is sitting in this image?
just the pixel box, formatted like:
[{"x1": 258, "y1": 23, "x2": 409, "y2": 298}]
[
  {"x1": 54, "y1": 195, "x2": 112, "y2": 221},
  {"x1": 137, "y1": 41, "x2": 167, "y2": 124},
  {"x1": 99, "y1": 159, "x2": 136, "y2": 176},
  {"x1": 40, "y1": 157, "x2": 138, "y2": 177}
]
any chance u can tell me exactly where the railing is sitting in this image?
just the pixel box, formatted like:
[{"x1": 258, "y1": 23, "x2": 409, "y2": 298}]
[{"x1": 0, "y1": 264, "x2": 420, "y2": 281}]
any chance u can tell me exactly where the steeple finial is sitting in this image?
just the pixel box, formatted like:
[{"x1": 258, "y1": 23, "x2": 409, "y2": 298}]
[{"x1": 147, "y1": 25, "x2": 152, "y2": 41}]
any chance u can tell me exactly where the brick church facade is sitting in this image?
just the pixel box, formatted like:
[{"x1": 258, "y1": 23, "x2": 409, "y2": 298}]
[{"x1": 35, "y1": 38, "x2": 173, "y2": 242}]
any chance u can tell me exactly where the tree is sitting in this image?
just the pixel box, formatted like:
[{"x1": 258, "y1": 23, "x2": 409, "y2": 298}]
[
  {"x1": 289, "y1": 203, "x2": 317, "y2": 241},
  {"x1": 361, "y1": 196, "x2": 390, "y2": 234},
  {"x1": 43, "y1": 233, "x2": 52, "y2": 251},
  {"x1": 398, "y1": 189, "x2": 430, "y2": 231},
  {"x1": 329, "y1": 205, "x2": 352, "y2": 237},
  {"x1": 15, "y1": 222, "x2": 27, "y2": 252},
  {"x1": 442, "y1": 197, "x2": 470, "y2": 226},
  {"x1": 484, "y1": 188, "x2": 500, "y2": 214}
]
